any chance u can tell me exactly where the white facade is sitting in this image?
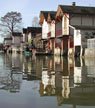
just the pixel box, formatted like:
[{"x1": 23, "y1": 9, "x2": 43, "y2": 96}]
[
  {"x1": 12, "y1": 36, "x2": 23, "y2": 53},
  {"x1": 62, "y1": 14, "x2": 69, "y2": 35},
  {"x1": 51, "y1": 21, "x2": 55, "y2": 38},
  {"x1": 12, "y1": 36, "x2": 22, "y2": 46},
  {"x1": 28, "y1": 32, "x2": 31, "y2": 42},
  {"x1": 12, "y1": 37, "x2": 20, "y2": 45},
  {"x1": 42, "y1": 19, "x2": 49, "y2": 39},
  {"x1": 48, "y1": 23, "x2": 51, "y2": 33},
  {"x1": 74, "y1": 29, "x2": 95, "y2": 47},
  {"x1": 74, "y1": 30, "x2": 81, "y2": 46},
  {"x1": 23, "y1": 34, "x2": 25, "y2": 42}
]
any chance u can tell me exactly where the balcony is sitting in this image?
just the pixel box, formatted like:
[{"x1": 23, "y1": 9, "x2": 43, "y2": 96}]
[
  {"x1": 56, "y1": 28, "x2": 62, "y2": 37},
  {"x1": 48, "y1": 32, "x2": 51, "y2": 38}
]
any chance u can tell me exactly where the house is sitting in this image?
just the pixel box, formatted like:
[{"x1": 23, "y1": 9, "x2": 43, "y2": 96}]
[
  {"x1": 12, "y1": 32, "x2": 23, "y2": 53},
  {"x1": 27, "y1": 27, "x2": 42, "y2": 40},
  {"x1": 39, "y1": 11, "x2": 56, "y2": 53},
  {"x1": 26, "y1": 27, "x2": 42, "y2": 50},
  {"x1": 73, "y1": 26, "x2": 95, "y2": 57},
  {"x1": 4, "y1": 38, "x2": 12, "y2": 53},
  {"x1": 22, "y1": 27, "x2": 42, "y2": 54},
  {"x1": 56, "y1": 2, "x2": 95, "y2": 56},
  {"x1": 34, "y1": 33, "x2": 42, "y2": 50},
  {"x1": 47, "y1": 12, "x2": 56, "y2": 54}
]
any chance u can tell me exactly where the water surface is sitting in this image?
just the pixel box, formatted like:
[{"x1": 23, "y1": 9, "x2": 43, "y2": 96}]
[{"x1": 0, "y1": 53, "x2": 95, "y2": 108}]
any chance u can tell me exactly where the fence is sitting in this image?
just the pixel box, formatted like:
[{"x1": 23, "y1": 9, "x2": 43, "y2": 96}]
[{"x1": 87, "y1": 38, "x2": 95, "y2": 48}]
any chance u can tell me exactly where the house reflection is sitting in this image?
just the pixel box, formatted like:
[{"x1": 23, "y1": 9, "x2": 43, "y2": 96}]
[
  {"x1": 2, "y1": 54, "x2": 95, "y2": 106},
  {"x1": 22, "y1": 55, "x2": 42, "y2": 81},
  {"x1": 39, "y1": 56, "x2": 72, "y2": 105},
  {"x1": 39, "y1": 56, "x2": 95, "y2": 107},
  {"x1": 4, "y1": 53, "x2": 12, "y2": 68},
  {"x1": 39, "y1": 56, "x2": 55, "y2": 96},
  {"x1": 74, "y1": 57, "x2": 82, "y2": 87}
]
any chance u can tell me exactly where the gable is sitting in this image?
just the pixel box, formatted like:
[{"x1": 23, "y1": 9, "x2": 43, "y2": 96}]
[
  {"x1": 56, "y1": 5, "x2": 64, "y2": 18},
  {"x1": 47, "y1": 13, "x2": 51, "y2": 23}
]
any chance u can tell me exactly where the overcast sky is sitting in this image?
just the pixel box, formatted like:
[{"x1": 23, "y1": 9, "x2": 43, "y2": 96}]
[{"x1": 0, "y1": 0, "x2": 95, "y2": 42}]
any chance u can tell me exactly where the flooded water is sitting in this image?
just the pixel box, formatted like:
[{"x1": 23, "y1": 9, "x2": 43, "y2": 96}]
[{"x1": 0, "y1": 53, "x2": 95, "y2": 108}]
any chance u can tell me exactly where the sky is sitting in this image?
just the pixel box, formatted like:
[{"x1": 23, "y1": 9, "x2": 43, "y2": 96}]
[{"x1": 1, "y1": 0, "x2": 95, "y2": 42}]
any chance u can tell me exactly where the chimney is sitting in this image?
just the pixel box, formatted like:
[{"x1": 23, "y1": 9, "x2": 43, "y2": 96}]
[{"x1": 72, "y1": 2, "x2": 76, "y2": 6}]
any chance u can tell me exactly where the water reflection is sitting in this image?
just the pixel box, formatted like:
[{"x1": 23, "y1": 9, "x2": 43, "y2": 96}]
[
  {"x1": 39, "y1": 56, "x2": 95, "y2": 107},
  {"x1": 2, "y1": 54, "x2": 23, "y2": 93},
  {"x1": 1, "y1": 53, "x2": 95, "y2": 107}
]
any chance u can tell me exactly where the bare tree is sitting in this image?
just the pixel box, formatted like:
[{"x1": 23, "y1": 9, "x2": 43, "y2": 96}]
[
  {"x1": 0, "y1": 11, "x2": 22, "y2": 37},
  {"x1": 32, "y1": 16, "x2": 41, "y2": 27}
]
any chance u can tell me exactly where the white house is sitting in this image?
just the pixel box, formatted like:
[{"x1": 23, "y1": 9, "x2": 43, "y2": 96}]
[
  {"x1": 56, "y1": 2, "x2": 95, "y2": 56},
  {"x1": 39, "y1": 11, "x2": 56, "y2": 52},
  {"x1": 40, "y1": 11, "x2": 50, "y2": 39},
  {"x1": 12, "y1": 32, "x2": 23, "y2": 53},
  {"x1": 73, "y1": 26, "x2": 95, "y2": 56},
  {"x1": 4, "y1": 38, "x2": 12, "y2": 53},
  {"x1": 47, "y1": 12, "x2": 56, "y2": 54}
]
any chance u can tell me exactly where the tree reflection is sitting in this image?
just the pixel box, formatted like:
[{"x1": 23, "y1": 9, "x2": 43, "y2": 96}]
[{"x1": 0, "y1": 70, "x2": 22, "y2": 93}]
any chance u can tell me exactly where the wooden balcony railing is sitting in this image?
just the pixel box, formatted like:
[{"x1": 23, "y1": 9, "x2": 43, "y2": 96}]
[{"x1": 56, "y1": 28, "x2": 62, "y2": 37}]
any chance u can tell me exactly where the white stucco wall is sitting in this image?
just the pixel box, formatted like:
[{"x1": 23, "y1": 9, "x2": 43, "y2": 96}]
[
  {"x1": 13, "y1": 36, "x2": 21, "y2": 46},
  {"x1": 28, "y1": 33, "x2": 31, "y2": 42},
  {"x1": 74, "y1": 29, "x2": 95, "y2": 46},
  {"x1": 54, "y1": 48, "x2": 61, "y2": 55},
  {"x1": 48, "y1": 23, "x2": 51, "y2": 32},
  {"x1": 62, "y1": 15, "x2": 69, "y2": 35},
  {"x1": 42, "y1": 19, "x2": 48, "y2": 39},
  {"x1": 74, "y1": 29, "x2": 95, "y2": 47},
  {"x1": 74, "y1": 30, "x2": 81, "y2": 46},
  {"x1": 23, "y1": 34, "x2": 25, "y2": 42},
  {"x1": 51, "y1": 22, "x2": 55, "y2": 38}
]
